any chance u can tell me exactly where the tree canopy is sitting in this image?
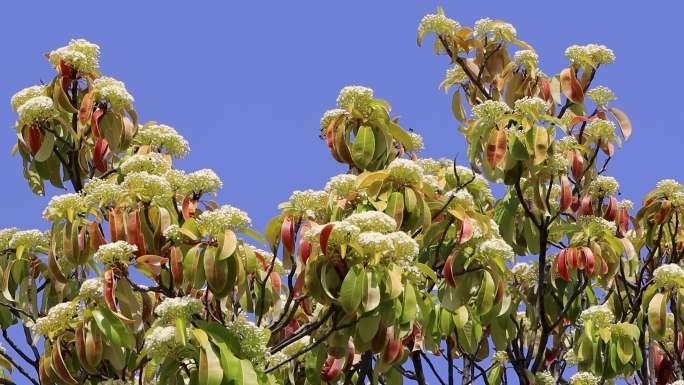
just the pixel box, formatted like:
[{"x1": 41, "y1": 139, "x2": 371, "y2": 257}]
[{"x1": 1, "y1": 6, "x2": 682, "y2": 385}]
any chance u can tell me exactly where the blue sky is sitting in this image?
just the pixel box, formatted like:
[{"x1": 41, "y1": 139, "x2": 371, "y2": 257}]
[{"x1": 1, "y1": 1, "x2": 683, "y2": 384}]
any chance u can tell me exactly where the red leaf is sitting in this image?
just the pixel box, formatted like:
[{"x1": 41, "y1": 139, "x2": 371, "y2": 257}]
[
  {"x1": 270, "y1": 272, "x2": 282, "y2": 294},
  {"x1": 28, "y1": 125, "x2": 42, "y2": 155},
  {"x1": 170, "y1": 246, "x2": 183, "y2": 286},
  {"x1": 93, "y1": 137, "x2": 109, "y2": 172},
  {"x1": 541, "y1": 79, "x2": 551, "y2": 101},
  {"x1": 571, "y1": 196, "x2": 580, "y2": 212},
  {"x1": 485, "y1": 129, "x2": 507, "y2": 168},
  {"x1": 182, "y1": 196, "x2": 196, "y2": 220},
  {"x1": 572, "y1": 150, "x2": 584, "y2": 181},
  {"x1": 559, "y1": 175, "x2": 572, "y2": 212},
  {"x1": 618, "y1": 207, "x2": 629, "y2": 235},
  {"x1": 299, "y1": 239, "x2": 312, "y2": 264},
  {"x1": 321, "y1": 355, "x2": 344, "y2": 382},
  {"x1": 459, "y1": 215, "x2": 473, "y2": 244},
  {"x1": 91, "y1": 108, "x2": 104, "y2": 138},
  {"x1": 281, "y1": 216, "x2": 295, "y2": 255},
  {"x1": 89, "y1": 222, "x2": 106, "y2": 251},
  {"x1": 566, "y1": 247, "x2": 577, "y2": 269},
  {"x1": 443, "y1": 254, "x2": 456, "y2": 287},
  {"x1": 126, "y1": 211, "x2": 146, "y2": 256},
  {"x1": 79, "y1": 92, "x2": 94, "y2": 125},
  {"x1": 103, "y1": 269, "x2": 118, "y2": 313},
  {"x1": 580, "y1": 195, "x2": 593, "y2": 216},
  {"x1": 604, "y1": 196, "x2": 617, "y2": 221},
  {"x1": 580, "y1": 247, "x2": 594, "y2": 274},
  {"x1": 559, "y1": 67, "x2": 584, "y2": 104},
  {"x1": 557, "y1": 249, "x2": 569, "y2": 281},
  {"x1": 320, "y1": 223, "x2": 334, "y2": 256}
]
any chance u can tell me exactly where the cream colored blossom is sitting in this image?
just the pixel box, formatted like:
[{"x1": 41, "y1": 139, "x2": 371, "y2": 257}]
[
  {"x1": 655, "y1": 179, "x2": 683, "y2": 198},
  {"x1": 536, "y1": 371, "x2": 555, "y2": 385},
  {"x1": 283, "y1": 190, "x2": 327, "y2": 217},
  {"x1": 418, "y1": 14, "x2": 460, "y2": 36},
  {"x1": 42, "y1": 193, "x2": 86, "y2": 221},
  {"x1": 48, "y1": 39, "x2": 100, "y2": 74},
  {"x1": 120, "y1": 153, "x2": 170, "y2": 176},
  {"x1": 345, "y1": 211, "x2": 397, "y2": 233},
  {"x1": 79, "y1": 277, "x2": 103, "y2": 300},
  {"x1": 386, "y1": 231, "x2": 419, "y2": 260},
  {"x1": 653, "y1": 264, "x2": 684, "y2": 290},
  {"x1": 324, "y1": 174, "x2": 358, "y2": 198},
  {"x1": 0, "y1": 228, "x2": 19, "y2": 250},
  {"x1": 93, "y1": 241, "x2": 137, "y2": 267},
  {"x1": 82, "y1": 178, "x2": 127, "y2": 208},
  {"x1": 578, "y1": 215, "x2": 617, "y2": 235},
  {"x1": 9, "y1": 230, "x2": 48, "y2": 251},
  {"x1": 144, "y1": 326, "x2": 182, "y2": 357},
  {"x1": 408, "y1": 132, "x2": 424, "y2": 152},
  {"x1": 514, "y1": 50, "x2": 538, "y2": 71},
  {"x1": 319, "y1": 109, "x2": 348, "y2": 137},
  {"x1": 336, "y1": 86, "x2": 374, "y2": 115},
  {"x1": 16, "y1": 96, "x2": 57, "y2": 126},
  {"x1": 570, "y1": 372, "x2": 600, "y2": 385},
  {"x1": 134, "y1": 124, "x2": 190, "y2": 158},
  {"x1": 387, "y1": 158, "x2": 424, "y2": 185},
  {"x1": 92, "y1": 77, "x2": 134, "y2": 110},
  {"x1": 226, "y1": 317, "x2": 269, "y2": 363},
  {"x1": 155, "y1": 296, "x2": 203, "y2": 324},
  {"x1": 585, "y1": 119, "x2": 616, "y2": 139},
  {"x1": 121, "y1": 171, "x2": 172, "y2": 202},
  {"x1": 514, "y1": 96, "x2": 546, "y2": 117},
  {"x1": 11, "y1": 85, "x2": 45, "y2": 112},
  {"x1": 579, "y1": 305, "x2": 614, "y2": 328},
  {"x1": 357, "y1": 232, "x2": 394, "y2": 256},
  {"x1": 472, "y1": 100, "x2": 510, "y2": 123},
  {"x1": 32, "y1": 301, "x2": 78, "y2": 338},
  {"x1": 586, "y1": 86, "x2": 616, "y2": 107},
  {"x1": 185, "y1": 169, "x2": 223, "y2": 195},
  {"x1": 474, "y1": 18, "x2": 517, "y2": 40},
  {"x1": 588, "y1": 175, "x2": 619, "y2": 197},
  {"x1": 196, "y1": 204, "x2": 251, "y2": 237},
  {"x1": 479, "y1": 237, "x2": 514, "y2": 261}
]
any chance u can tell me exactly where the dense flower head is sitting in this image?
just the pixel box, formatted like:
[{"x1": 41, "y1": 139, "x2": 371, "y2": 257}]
[
  {"x1": 11, "y1": 85, "x2": 45, "y2": 112},
  {"x1": 144, "y1": 326, "x2": 181, "y2": 357},
  {"x1": 185, "y1": 169, "x2": 223, "y2": 195},
  {"x1": 226, "y1": 317, "x2": 269, "y2": 362},
  {"x1": 586, "y1": 86, "x2": 616, "y2": 107},
  {"x1": 514, "y1": 96, "x2": 546, "y2": 117},
  {"x1": 536, "y1": 371, "x2": 555, "y2": 385},
  {"x1": 121, "y1": 171, "x2": 173, "y2": 203},
  {"x1": 408, "y1": 132, "x2": 425, "y2": 152},
  {"x1": 453, "y1": 165, "x2": 493, "y2": 200},
  {"x1": 120, "y1": 153, "x2": 170, "y2": 176},
  {"x1": 319, "y1": 108, "x2": 348, "y2": 136},
  {"x1": 16, "y1": 96, "x2": 57, "y2": 127},
  {"x1": 618, "y1": 199, "x2": 633, "y2": 211},
  {"x1": 387, "y1": 158, "x2": 424, "y2": 185},
  {"x1": 32, "y1": 301, "x2": 78, "y2": 338},
  {"x1": 474, "y1": 18, "x2": 517, "y2": 40},
  {"x1": 336, "y1": 86, "x2": 374, "y2": 115},
  {"x1": 386, "y1": 231, "x2": 419, "y2": 260},
  {"x1": 357, "y1": 231, "x2": 394, "y2": 256},
  {"x1": 653, "y1": 264, "x2": 684, "y2": 290},
  {"x1": 570, "y1": 372, "x2": 600, "y2": 385},
  {"x1": 586, "y1": 44, "x2": 616, "y2": 65},
  {"x1": 447, "y1": 189, "x2": 475, "y2": 210},
  {"x1": 42, "y1": 193, "x2": 86, "y2": 221},
  {"x1": 416, "y1": 158, "x2": 442, "y2": 175},
  {"x1": 97, "y1": 380, "x2": 131, "y2": 385},
  {"x1": 557, "y1": 136, "x2": 578, "y2": 152},
  {"x1": 155, "y1": 296, "x2": 203, "y2": 324},
  {"x1": 284, "y1": 189, "x2": 328, "y2": 217},
  {"x1": 547, "y1": 153, "x2": 570, "y2": 174},
  {"x1": 579, "y1": 304, "x2": 614, "y2": 328},
  {"x1": 588, "y1": 175, "x2": 619, "y2": 197},
  {"x1": 92, "y1": 77, "x2": 134, "y2": 110},
  {"x1": 133, "y1": 124, "x2": 190, "y2": 158},
  {"x1": 564, "y1": 45, "x2": 593, "y2": 66},
  {"x1": 345, "y1": 211, "x2": 397, "y2": 233},
  {"x1": 82, "y1": 178, "x2": 127, "y2": 208},
  {"x1": 511, "y1": 262, "x2": 537, "y2": 288},
  {"x1": 9, "y1": 229, "x2": 48, "y2": 251},
  {"x1": 324, "y1": 174, "x2": 358, "y2": 198},
  {"x1": 655, "y1": 179, "x2": 683, "y2": 198},
  {"x1": 479, "y1": 237, "x2": 515, "y2": 261},
  {"x1": 444, "y1": 65, "x2": 468, "y2": 86},
  {"x1": 93, "y1": 241, "x2": 137, "y2": 267},
  {"x1": 418, "y1": 13, "x2": 460, "y2": 36},
  {"x1": 585, "y1": 119, "x2": 616, "y2": 139},
  {"x1": 669, "y1": 381, "x2": 684, "y2": 385},
  {"x1": 514, "y1": 50, "x2": 538, "y2": 71},
  {"x1": 565, "y1": 44, "x2": 615, "y2": 66},
  {"x1": 48, "y1": 39, "x2": 100, "y2": 74},
  {"x1": 578, "y1": 215, "x2": 617, "y2": 235},
  {"x1": 162, "y1": 224, "x2": 184, "y2": 243},
  {"x1": 0, "y1": 228, "x2": 19, "y2": 250},
  {"x1": 472, "y1": 100, "x2": 510, "y2": 123},
  {"x1": 197, "y1": 204, "x2": 252, "y2": 237},
  {"x1": 79, "y1": 277, "x2": 103, "y2": 300},
  {"x1": 327, "y1": 221, "x2": 361, "y2": 245},
  {"x1": 492, "y1": 350, "x2": 509, "y2": 363}
]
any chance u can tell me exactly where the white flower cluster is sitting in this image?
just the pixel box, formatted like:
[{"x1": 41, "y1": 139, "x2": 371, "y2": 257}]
[
  {"x1": 0, "y1": 228, "x2": 19, "y2": 250},
  {"x1": 324, "y1": 174, "x2": 358, "y2": 198},
  {"x1": 42, "y1": 193, "x2": 86, "y2": 221},
  {"x1": 197, "y1": 204, "x2": 252, "y2": 237},
  {"x1": 618, "y1": 199, "x2": 633, "y2": 211},
  {"x1": 565, "y1": 44, "x2": 615, "y2": 66},
  {"x1": 578, "y1": 215, "x2": 617, "y2": 235},
  {"x1": 93, "y1": 241, "x2": 137, "y2": 267},
  {"x1": 547, "y1": 153, "x2": 570, "y2": 175},
  {"x1": 472, "y1": 100, "x2": 510, "y2": 123},
  {"x1": 134, "y1": 124, "x2": 190, "y2": 158},
  {"x1": 92, "y1": 77, "x2": 134, "y2": 111},
  {"x1": 387, "y1": 231, "x2": 419, "y2": 260},
  {"x1": 180, "y1": 169, "x2": 223, "y2": 195},
  {"x1": 478, "y1": 237, "x2": 515, "y2": 262},
  {"x1": 557, "y1": 136, "x2": 578, "y2": 152},
  {"x1": 357, "y1": 231, "x2": 395, "y2": 256},
  {"x1": 447, "y1": 189, "x2": 475, "y2": 210},
  {"x1": 121, "y1": 171, "x2": 172, "y2": 203},
  {"x1": 305, "y1": 221, "x2": 361, "y2": 247},
  {"x1": 32, "y1": 301, "x2": 78, "y2": 338},
  {"x1": 536, "y1": 371, "x2": 555, "y2": 385},
  {"x1": 11, "y1": 85, "x2": 45, "y2": 112},
  {"x1": 408, "y1": 132, "x2": 425, "y2": 152},
  {"x1": 226, "y1": 317, "x2": 269, "y2": 362},
  {"x1": 16, "y1": 96, "x2": 57, "y2": 127},
  {"x1": 319, "y1": 109, "x2": 348, "y2": 134},
  {"x1": 144, "y1": 326, "x2": 181, "y2": 357},
  {"x1": 474, "y1": 18, "x2": 517, "y2": 40},
  {"x1": 345, "y1": 211, "x2": 397, "y2": 233},
  {"x1": 97, "y1": 379, "x2": 132, "y2": 385},
  {"x1": 586, "y1": 86, "x2": 616, "y2": 107},
  {"x1": 387, "y1": 158, "x2": 424, "y2": 185},
  {"x1": 569, "y1": 372, "x2": 601, "y2": 385},
  {"x1": 416, "y1": 158, "x2": 442, "y2": 175},
  {"x1": 584, "y1": 119, "x2": 616, "y2": 139},
  {"x1": 588, "y1": 175, "x2": 619, "y2": 197},
  {"x1": 155, "y1": 296, "x2": 203, "y2": 324},
  {"x1": 655, "y1": 179, "x2": 683, "y2": 198},
  {"x1": 120, "y1": 153, "x2": 170, "y2": 176},
  {"x1": 162, "y1": 225, "x2": 184, "y2": 243},
  {"x1": 668, "y1": 381, "x2": 684, "y2": 385},
  {"x1": 285, "y1": 190, "x2": 328, "y2": 217},
  {"x1": 653, "y1": 264, "x2": 684, "y2": 290},
  {"x1": 492, "y1": 351, "x2": 509, "y2": 363},
  {"x1": 48, "y1": 39, "x2": 100, "y2": 74},
  {"x1": 79, "y1": 277, "x2": 103, "y2": 300},
  {"x1": 514, "y1": 50, "x2": 538, "y2": 71},
  {"x1": 511, "y1": 262, "x2": 537, "y2": 289},
  {"x1": 336, "y1": 86, "x2": 374, "y2": 115},
  {"x1": 8, "y1": 230, "x2": 48, "y2": 251},
  {"x1": 579, "y1": 305, "x2": 614, "y2": 328},
  {"x1": 418, "y1": 13, "x2": 460, "y2": 36},
  {"x1": 454, "y1": 166, "x2": 494, "y2": 201},
  {"x1": 443, "y1": 66, "x2": 468, "y2": 86},
  {"x1": 514, "y1": 96, "x2": 546, "y2": 117},
  {"x1": 82, "y1": 178, "x2": 127, "y2": 208}
]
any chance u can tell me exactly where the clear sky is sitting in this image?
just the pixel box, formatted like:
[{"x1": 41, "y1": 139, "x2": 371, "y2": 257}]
[{"x1": 1, "y1": 1, "x2": 683, "y2": 384}]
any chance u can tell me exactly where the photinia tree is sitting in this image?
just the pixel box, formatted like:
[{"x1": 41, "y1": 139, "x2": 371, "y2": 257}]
[{"x1": 1, "y1": 7, "x2": 682, "y2": 385}]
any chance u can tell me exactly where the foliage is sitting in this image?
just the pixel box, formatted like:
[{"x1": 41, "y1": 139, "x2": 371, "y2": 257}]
[{"x1": 1, "y1": 8, "x2": 682, "y2": 385}]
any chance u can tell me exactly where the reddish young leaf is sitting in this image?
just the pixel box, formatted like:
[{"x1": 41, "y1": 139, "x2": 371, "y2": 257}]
[
  {"x1": 541, "y1": 79, "x2": 551, "y2": 101},
  {"x1": 566, "y1": 247, "x2": 577, "y2": 269},
  {"x1": 557, "y1": 249, "x2": 569, "y2": 281},
  {"x1": 103, "y1": 269, "x2": 118, "y2": 313},
  {"x1": 580, "y1": 195, "x2": 593, "y2": 216},
  {"x1": 281, "y1": 216, "x2": 295, "y2": 255},
  {"x1": 170, "y1": 246, "x2": 183, "y2": 287},
  {"x1": 51, "y1": 340, "x2": 78, "y2": 385},
  {"x1": 93, "y1": 137, "x2": 109, "y2": 172},
  {"x1": 443, "y1": 254, "x2": 457, "y2": 288},
  {"x1": 580, "y1": 247, "x2": 595, "y2": 274},
  {"x1": 559, "y1": 67, "x2": 584, "y2": 104},
  {"x1": 560, "y1": 175, "x2": 572, "y2": 212},
  {"x1": 320, "y1": 223, "x2": 335, "y2": 256},
  {"x1": 571, "y1": 196, "x2": 580, "y2": 212},
  {"x1": 572, "y1": 150, "x2": 584, "y2": 181},
  {"x1": 28, "y1": 125, "x2": 42, "y2": 155},
  {"x1": 182, "y1": 196, "x2": 196, "y2": 220},
  {"x1": 618, "y1": 207, "x2": 630, "y2": 235},
  {"x1": 126, "y1": 210, "x2": 146, "y2": 256},
  {"x1": 604, "y1": 196, "x2": 618, "y2": 221},
  {"x1": 320, "y1": 355, "x2": 344, "y2": 382},
  {"x1": 459, "y1": 215, "x2": 473, "y2": 244},
  {"x1": 79, "y1": 92, "x2": 94, "y2": 125},
  {"x1": 485, "y1": 129, "x2": 507, "y2": 167},
  {"x1": 299, "y1": 239, "x2": 312, "y2": 264},
  {"x1": 91, "y1": 108, "x2": 104, "y2": 138}
]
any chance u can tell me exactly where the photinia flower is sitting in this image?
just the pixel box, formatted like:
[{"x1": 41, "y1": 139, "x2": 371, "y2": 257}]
[
  {"x1": 121, "y1": 171, "x2": 173, "y2": 203},
  {"x1": 387, "y1": 158, "x2": 424, "y2": 185},
  {"x1": 569, "y1": 372, "x2": 600, "y2": 385},
  {"x1": 42, "y1": 193, "x2": 86, "y2": 221},
  {"x1": 514, "y1": 50, "x2": 538, "y2": 71},
  {"x1": 472, "y1": 100, "x2": 510, "y2": 123},
  {"x1": 474, "y1": 18, "x2": 517, "y2": 40},
  {"x1": 579, "y1": 304, "x2": 614, "y2": 328},
  {"x1": 324, "y1": 174, "x2": 358, "y2": 198},
  {"x1": 79, "y1": 277, "x2": 104, "y2": 300},
  {"x1": 32, "y1": 301, "x2": 78, "y2": 338},
  {"x1": 133, "y1": 123, "x2": 190, "y2": 158},
  {"x1": 93, "y1": 241, "x2": 137, "y2": 267},
  {"x1": 48, "y1": 39, "x2": 100, "y2": 74},
  {"x1": 418, "y1": 13, "x2": 460, "y2": 36},
  {"x1": 92, "y1": 76, "x2": 134, "y2": 111},
  {"x1": 653, "y1": 264, "x2": 684, "y2": 290},
  {"x1": 16, "y1": 96, "x2": 57, "y2": 127},
  {"x1": 120, "y1": 153, "x2": 170, "y2": 176},
  {"x1": 155, "y1": 296, "x2": 203, "y2": 324},
  {"x1": 283, "y1": 189, "x2": 328, "y2": 218},
  {"x1": 345, "y1": 211, "x2": 397, "y2": 233},
  {"x1": 586, "y1": 86, "x2": 616, "y2": 107},
  {"x1": 82, "y1": 178, "x2": 128, "y2": 208},
  {"x1": 9, "y1": 229, "x2": 48, "y2": 252},
  {"x1": 514, "y1": 96, "x2": 546, "y2": 117},
  {"x1": 588, "y1": 175, "x2": 619, "y2": 198},
  {"x1": 336, "y1": 86, "x2": 374, "y2": 115},
  {"x1": 11, "y1": 85, "x2": 45, "y2": 112},
  {"x1": 196, "y1": 204, "x2": 252, "y2": 238}
]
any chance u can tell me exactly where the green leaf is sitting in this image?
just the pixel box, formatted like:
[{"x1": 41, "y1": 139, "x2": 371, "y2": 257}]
[
  {"x1": 192, "y1": 329, "x2": 223, "y2": 385},
  {"x1": 414, "y1": 262, "x2": 438, "y2": 284},
  {"x1": 362, "y1": 272, "x2": 381, "y2": 312},
  {"x1": 648, "y1": 292, "x2": 667, "y2": 338},
  {"x1": 351, "y1": 126, "x2": 375, "y2": 170},
  {"x1": 451, "y1": 90, "x2": 466, "y2": 122},
  {"x1": 218, "y1": 229, "x2": 238, "y2": 261},
  {"x1": 340, "y1": 265, "x2": 365, "y2": 314},
  {"x1": 91, "y1": 306, "x2": 134, "y2": 349},
  {"x1": 617, "y1": 335, "x2": 634, "y2": 365},
  {"x1": 400, "y1": 283, "x2": 417, "y2": 323},
  {"x1": 34, "y1": 131, "x2": 55, "y2": 162},
  {"x1": 476, "y1": 270, "x2": 495, "y2": 315},
  {"x1": 388, "y1": 121, "x2": 414, "y2": 152}
]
